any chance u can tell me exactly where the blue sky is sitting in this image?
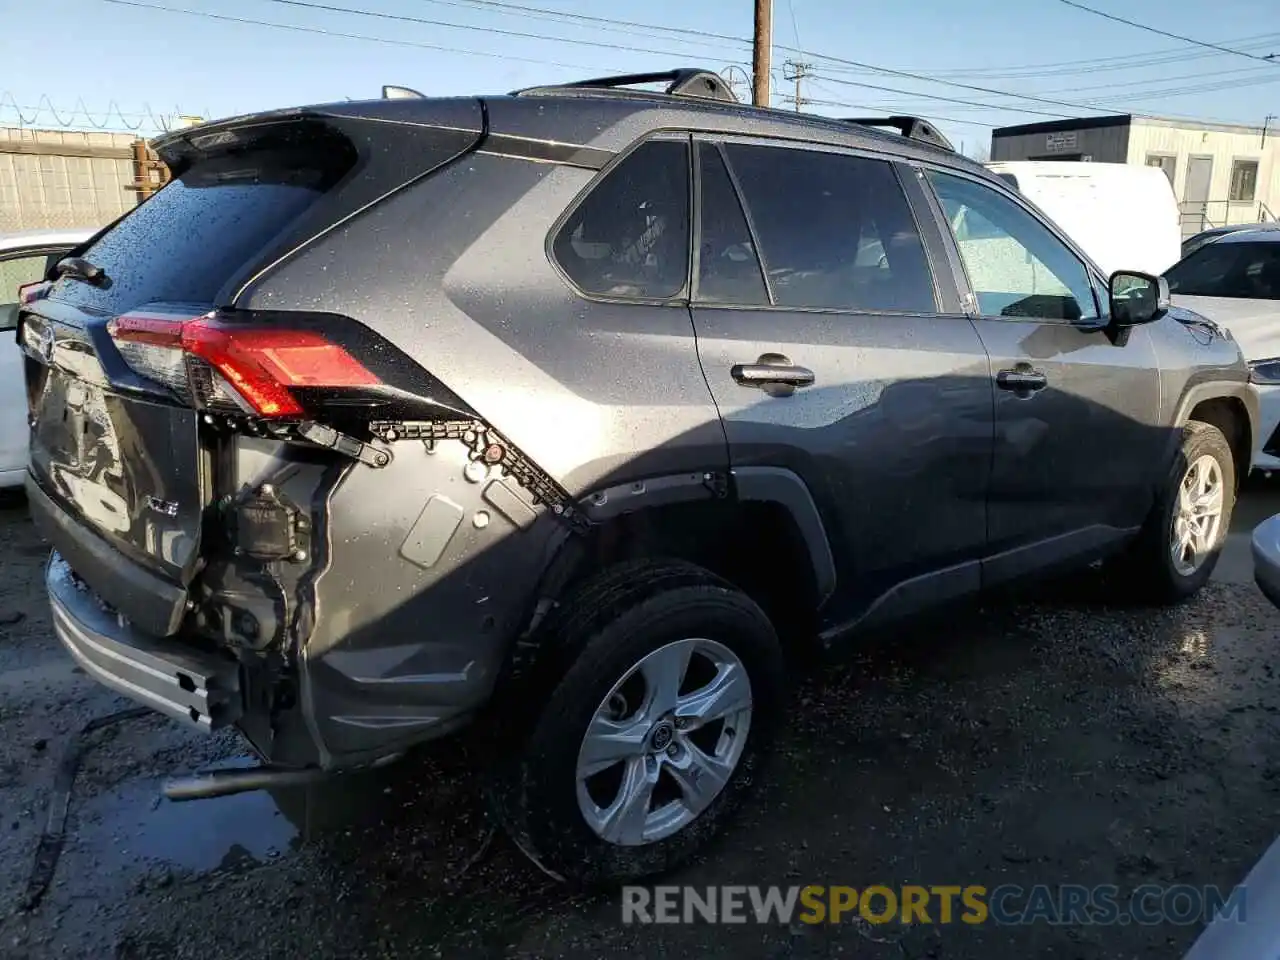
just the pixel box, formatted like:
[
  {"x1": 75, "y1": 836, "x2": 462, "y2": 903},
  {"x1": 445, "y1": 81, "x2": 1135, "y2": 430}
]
[{"x1": 2, "y1": 0, "x2": 1278, "y2": 154}]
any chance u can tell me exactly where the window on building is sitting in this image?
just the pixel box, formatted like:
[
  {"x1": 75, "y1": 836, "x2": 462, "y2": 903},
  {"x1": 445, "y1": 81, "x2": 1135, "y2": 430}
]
[
  {"x1": 552, "y1": 139, "x2": 690, "y2": 300},
  {"x1": 1146, "y1": 154, "x2": 1177, "y2": 186},
  {"x1": 928, "y1": 171, "x2": 1098, "y2": 323},
  {"x1": 721, "y1": 143, "x2": 937, "y2": 314},
  {"x1": 694, "y1": 142, "x2": 768, "y2": 305},
  {"x1": 1230, "y1": 159, "x2": 1260, "y2": 203}
]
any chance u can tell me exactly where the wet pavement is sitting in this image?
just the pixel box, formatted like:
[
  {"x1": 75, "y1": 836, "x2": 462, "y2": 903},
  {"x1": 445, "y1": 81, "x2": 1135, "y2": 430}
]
[{"x1": 2, "y1": 483, "x2": 1280, "y2": 959}]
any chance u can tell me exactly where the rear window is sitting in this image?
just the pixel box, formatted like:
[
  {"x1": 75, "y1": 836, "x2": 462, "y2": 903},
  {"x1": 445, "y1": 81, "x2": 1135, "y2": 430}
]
[
  {"x1": 48, "y1": 143, "x2": 353, "y2": 314},
  {"x1": 1165, "y1": 240, "x2": 1280, "y2": 300}
]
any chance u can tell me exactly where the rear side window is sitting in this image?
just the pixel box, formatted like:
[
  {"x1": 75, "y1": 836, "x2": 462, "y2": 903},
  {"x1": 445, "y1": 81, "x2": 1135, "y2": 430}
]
[
  {"x1": 553, "y1": 139, "x2": 690, "y2": 300},
  {"x1": 1165, "y1": 241, "x2": 1280, "y2": 300},
  {"x1": 48, "y1": 140, "x2": 354, "y2": 315},
  {"x1": 695, "y1": 142, "x2": 768, "y2": 305},
  {"x1": 722, "y1": 144, "x2": 937, "y2": 314}
]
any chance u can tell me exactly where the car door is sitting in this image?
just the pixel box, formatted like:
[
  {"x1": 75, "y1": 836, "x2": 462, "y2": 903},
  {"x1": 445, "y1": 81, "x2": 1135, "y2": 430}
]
[
  {"x1": 922, "y1": 168, "x2": 1164, "y2": 585},
  {"x1": 0, "y1": 245, "x2": 68, "y2": 480},
  {"x1": 689, "y1": 137, "x2": 994, "y2": 633}
]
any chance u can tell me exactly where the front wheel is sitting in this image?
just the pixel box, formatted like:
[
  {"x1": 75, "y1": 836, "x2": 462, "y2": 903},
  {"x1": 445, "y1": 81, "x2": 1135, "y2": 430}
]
[
  {"x1": 1126, "y1": 420, "x2": 1236, "y2": 603},
  {"x1": 489, "y1": 559, "x2": 785, "y2": 885}
]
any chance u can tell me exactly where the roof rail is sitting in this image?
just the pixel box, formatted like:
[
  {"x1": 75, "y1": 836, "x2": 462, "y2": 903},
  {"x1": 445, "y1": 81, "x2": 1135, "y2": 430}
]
[
  {"x1": 512, "y1": 68, "x2": 738, "y2": 103},
  {"x1": 841, "y1": 116, "x2": 954, "y2": 152}
]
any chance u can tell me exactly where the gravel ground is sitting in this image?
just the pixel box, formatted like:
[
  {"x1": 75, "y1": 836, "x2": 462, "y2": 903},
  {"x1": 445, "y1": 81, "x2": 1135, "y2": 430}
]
[{"x1": 1, "y1": 486, "x2": 1279, "y2": 959}]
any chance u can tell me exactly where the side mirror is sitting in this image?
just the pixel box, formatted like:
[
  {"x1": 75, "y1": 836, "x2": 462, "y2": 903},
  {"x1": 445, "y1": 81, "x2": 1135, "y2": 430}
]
[
  {"x1": 0, "y1": 303, "x2": 17, "y2": 334},
  {"x1": 1109, "y1": 271, "x2": 1170, "y2": 325}
]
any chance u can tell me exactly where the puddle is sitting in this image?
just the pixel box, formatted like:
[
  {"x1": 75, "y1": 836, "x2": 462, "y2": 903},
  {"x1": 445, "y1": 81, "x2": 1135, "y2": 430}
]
[{"x1": 77, "y1": 774, "x2": 301, "y2": 876}]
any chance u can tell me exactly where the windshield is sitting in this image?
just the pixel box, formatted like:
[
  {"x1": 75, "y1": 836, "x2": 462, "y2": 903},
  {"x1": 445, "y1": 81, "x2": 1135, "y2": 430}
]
[{"x1": 1165, "y1": 240, "x2": 1280, "y2": 300}]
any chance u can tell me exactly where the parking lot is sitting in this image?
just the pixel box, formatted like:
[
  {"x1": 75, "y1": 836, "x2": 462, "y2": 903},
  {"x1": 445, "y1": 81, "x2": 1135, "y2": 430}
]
[{"x1": 0, "y1": 481, "x2": 1277, "y2": 959}]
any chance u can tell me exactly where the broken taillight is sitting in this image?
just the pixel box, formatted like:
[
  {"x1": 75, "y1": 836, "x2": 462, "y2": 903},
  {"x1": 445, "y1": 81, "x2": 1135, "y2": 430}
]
[
  {"x1": 107, "y1": 310, "x2": 380, "y2": 418},
  {"x1": 18, "y1": 280, "x2": 50, "y2": 305}
]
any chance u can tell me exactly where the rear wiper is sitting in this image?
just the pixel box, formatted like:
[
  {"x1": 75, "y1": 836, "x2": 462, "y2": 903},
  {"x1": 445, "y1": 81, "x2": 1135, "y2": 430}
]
[{"x1": 52, "y1": 256, "x2": 109, "y2": 287}]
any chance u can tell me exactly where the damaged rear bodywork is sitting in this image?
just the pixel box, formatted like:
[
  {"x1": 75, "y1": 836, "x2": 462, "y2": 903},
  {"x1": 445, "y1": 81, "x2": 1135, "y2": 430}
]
[{"x1": 204, "y1": 412, "x2": 583, "y2": 770}]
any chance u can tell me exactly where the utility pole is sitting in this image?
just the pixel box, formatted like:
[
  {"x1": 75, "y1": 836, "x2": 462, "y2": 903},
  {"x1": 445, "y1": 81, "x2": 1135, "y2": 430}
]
[
  {"x1": 782, "y1": 59, "x2": 812, "y2": 112},
  {"x1": 1263, "y1": 114, "x2": 1276, "y2": 149},
  {"x1": 752, "y1": 0, "x2": 772, "y2": 107}
]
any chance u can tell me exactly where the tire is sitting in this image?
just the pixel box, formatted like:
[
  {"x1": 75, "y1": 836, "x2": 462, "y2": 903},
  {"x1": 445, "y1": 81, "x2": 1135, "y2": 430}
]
[
  {"x1": 488, "y1": 558, "x2": 785, "y2": 886},
  {"x1": 1125, "y1": 420, "x2": 1236, "y2": 604}
]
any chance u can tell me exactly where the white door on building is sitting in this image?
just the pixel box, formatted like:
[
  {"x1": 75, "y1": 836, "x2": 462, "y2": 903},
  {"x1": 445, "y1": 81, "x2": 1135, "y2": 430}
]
[{"x1": 1184, "y1": 156, "x2": 1214, "y2": 236}]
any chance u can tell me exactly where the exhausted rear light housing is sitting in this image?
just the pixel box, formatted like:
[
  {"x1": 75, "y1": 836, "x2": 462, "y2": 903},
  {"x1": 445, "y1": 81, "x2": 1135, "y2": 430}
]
[{"x1": 107, "y1": 310, "x2": 380, "y2": 418}]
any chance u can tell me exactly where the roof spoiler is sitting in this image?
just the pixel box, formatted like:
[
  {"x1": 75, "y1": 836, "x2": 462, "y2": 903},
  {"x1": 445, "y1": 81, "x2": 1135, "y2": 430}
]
[
  {"x1": 841, "y1": 116, "x2": 954, "y2": 152},
  {"x1": 512, "y1": 68, "x2": 738, "y2": 103}
]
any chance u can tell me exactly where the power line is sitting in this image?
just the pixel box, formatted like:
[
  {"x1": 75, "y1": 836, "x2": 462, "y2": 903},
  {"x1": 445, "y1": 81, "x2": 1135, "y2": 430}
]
[
  {"x1": 98, "y1": 0, "x2": 603, "y2": 71},
  {"x1": 263, "y1": 0, "x2": 1150, "y2": 118},
  {"x1": 418, "y1": 0, "x2": 1280, "y2": 85},
  {"x1": 830, "y1": 32, "x2": 1280, "y2": 80},
  {"x1": 811, "y1": 73, "x2": 1073, "y2": 119},
  {"x1": 1032, "y1": 64, "x2": 1280, "y2": 98},
  {"x1": 258, "y1": 0, "x2": 724, "y2": 61},
  {"x1": 803, "y1": 94, "x2": 997, "y2": 129},
  {"x1": 415, "y1": 0, "x2": 751, "y2": 49},
  {"x1": 91, "y1": 0, "x2": 1272, "y2": 126},
  {"x1": 785, "y1": 0, "x2": 803, "y2": 50},
  {"x1": 1057, "y1": 0, "x2": 1280, "y2": 65}
]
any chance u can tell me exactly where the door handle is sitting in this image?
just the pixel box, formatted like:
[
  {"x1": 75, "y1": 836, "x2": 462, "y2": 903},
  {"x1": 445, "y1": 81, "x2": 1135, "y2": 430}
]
[
  {"x1": 996, "y1": 366, "x2": 1047, "y2": 393},
  {"x1": 731, "y1": 354, "x2": 816, "y2": 389}
]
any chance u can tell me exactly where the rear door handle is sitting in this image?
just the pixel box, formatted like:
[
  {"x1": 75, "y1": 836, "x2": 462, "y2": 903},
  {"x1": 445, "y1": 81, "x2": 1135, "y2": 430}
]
[
  {"x1": 731, "y1": 355, "x2": 816, "y2": 389},
  {"x1": 996, "y1": 366, "x2": 1047, "y2": 393}
]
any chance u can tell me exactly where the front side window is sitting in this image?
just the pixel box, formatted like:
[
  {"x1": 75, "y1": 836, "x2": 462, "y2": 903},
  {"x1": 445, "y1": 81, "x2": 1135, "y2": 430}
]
[
  {"x1": 1165, "y1": 241, "x2": 1280, "y2": 300},
  {"x1": 722, "y1": 143, "x2": 937, "y2": 314},
  {"x1": 1230, "y1": 159, "x2": 1259, "y2": 203},
  {"x1": 552, "y1": 139, "x2": 690, "y2": 300},
  {"x1": 929, "y1": 171, "x2": 1098, "y2": 322}
]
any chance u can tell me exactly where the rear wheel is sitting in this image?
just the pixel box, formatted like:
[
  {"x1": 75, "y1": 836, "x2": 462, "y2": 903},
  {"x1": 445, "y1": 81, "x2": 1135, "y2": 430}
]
[
  {"x1": 489, "y1": 559, "x2": 784, "y2": 885},
  {"x1": 1125, "y1": 420, "x2": 1235, "y2": 603}
]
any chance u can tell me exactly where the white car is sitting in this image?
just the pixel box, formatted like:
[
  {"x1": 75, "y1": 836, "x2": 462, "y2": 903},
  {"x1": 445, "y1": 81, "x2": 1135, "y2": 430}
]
[
  {"x1": 1164, "y1": 228, "x2": 1280, "y2": 471},
  {"x1": 0, "y1": 228, "x2": 96, "y2": 487}
]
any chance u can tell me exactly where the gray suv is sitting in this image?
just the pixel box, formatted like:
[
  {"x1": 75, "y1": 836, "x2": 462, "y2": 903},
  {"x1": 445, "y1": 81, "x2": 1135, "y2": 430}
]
[{"x1": 18, "y1": 69, "x2": 1258, "y2": 884}]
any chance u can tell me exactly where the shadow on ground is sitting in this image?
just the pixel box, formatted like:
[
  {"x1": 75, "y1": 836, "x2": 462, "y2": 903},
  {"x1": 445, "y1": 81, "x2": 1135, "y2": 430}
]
[{"x1": 3, "y1": 491, "x2": 1280, "y2": 958}]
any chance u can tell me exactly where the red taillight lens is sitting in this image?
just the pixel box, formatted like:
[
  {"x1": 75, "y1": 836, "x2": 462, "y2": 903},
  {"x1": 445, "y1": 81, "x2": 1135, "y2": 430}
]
[{"x1": 107, "y1": 311, "x2": 380, "y2": 418}]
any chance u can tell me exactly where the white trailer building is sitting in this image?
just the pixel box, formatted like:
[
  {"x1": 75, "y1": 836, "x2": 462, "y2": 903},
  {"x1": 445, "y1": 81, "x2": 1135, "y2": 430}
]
[{"x1": 991, "y1": 114, "x2": 1280, "y2": 239}]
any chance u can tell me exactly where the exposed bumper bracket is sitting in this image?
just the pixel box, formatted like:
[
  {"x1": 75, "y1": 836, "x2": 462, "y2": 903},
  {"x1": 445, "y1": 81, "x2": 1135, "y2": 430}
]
[{"x1": 48, "y1": 553, "x2": 242, "y2": 731}]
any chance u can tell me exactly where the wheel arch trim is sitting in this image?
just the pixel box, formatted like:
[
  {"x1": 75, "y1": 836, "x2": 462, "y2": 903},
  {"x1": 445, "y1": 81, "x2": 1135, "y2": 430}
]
[{"x1": 730, "y1": 466, "x2": 837, "y2": 605}]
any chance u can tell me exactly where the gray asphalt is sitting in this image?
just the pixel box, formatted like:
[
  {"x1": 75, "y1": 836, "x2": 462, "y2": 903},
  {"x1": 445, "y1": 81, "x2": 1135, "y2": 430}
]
[{"x1": 2, "y1": 482, "x2": 1280, "y2": 959}]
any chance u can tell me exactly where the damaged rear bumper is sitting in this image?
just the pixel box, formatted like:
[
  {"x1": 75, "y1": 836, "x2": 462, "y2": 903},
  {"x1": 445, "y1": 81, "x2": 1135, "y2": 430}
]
[{"x1": 48, "y1": 553, "x2": 242, "y2": 731}]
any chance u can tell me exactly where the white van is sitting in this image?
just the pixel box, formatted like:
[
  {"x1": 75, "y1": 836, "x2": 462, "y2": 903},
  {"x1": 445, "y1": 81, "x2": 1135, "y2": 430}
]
[{"x1": 984, "y1": 161, "x2": 1182, "y2": 278}]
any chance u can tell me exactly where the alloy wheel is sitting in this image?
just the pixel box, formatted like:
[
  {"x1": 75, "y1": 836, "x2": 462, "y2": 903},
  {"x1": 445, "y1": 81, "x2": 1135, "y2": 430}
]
[
  {"x1": 575, "y1": 637, "x2": 753, "y2": 847},
  {"x1": 1170, "y1": 453, "x2": 1225, "y2": 577}
]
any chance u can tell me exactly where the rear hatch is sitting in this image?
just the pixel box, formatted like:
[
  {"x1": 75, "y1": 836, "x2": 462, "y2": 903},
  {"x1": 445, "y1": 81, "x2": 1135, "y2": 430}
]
[{"x1": 22, "y1": 101, "x2": 484, "y2": 634}]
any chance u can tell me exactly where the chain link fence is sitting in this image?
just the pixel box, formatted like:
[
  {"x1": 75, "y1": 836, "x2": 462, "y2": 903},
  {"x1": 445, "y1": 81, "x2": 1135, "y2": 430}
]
[{"x1": 0, "y1": 126, "x2": 168, "y2": 234}]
